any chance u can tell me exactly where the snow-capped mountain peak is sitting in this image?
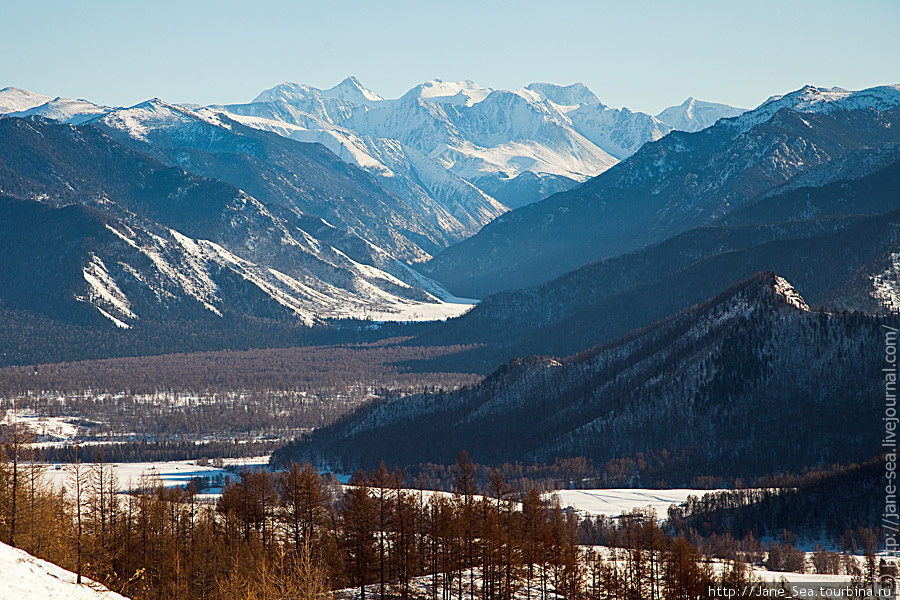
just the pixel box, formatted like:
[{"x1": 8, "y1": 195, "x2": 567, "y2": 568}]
[
  {"x1": 401, "y1": 79, "x2": 494, "y2": 106},
  {"x1": 728, "y1": 84, "x2": 900, "y2": 131},
  {"x1": 6, "y1": 96, "x2": 113, "y2": 125},
  {"x1": 253, "y1": 76, "x2": 383, "y2": 107},
  {"x1": 0, "y1": 86, "x2": 53, "y2": 114},
  {"x1": 524, "y1": 82, "x2": 601, "y2": 108},
  {"x1": 655, "y1": 96, "x2": 747, "y2": 132},
  {"x1": 253, "y1": 81, "x2": 322, "y2": 104},
  {"x1": 328, "y1": 75, "x2": 383, "y2": 104}
]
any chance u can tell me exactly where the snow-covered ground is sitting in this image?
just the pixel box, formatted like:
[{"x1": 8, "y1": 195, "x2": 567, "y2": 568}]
[
  {"x1": 333, "y1": 558, "x2": 861, "y2": 600},
  {"x1": 545, "y1": 488, "x2": 725, "y2": 518},
  {"x1": 42, "y1": 456, "x2": 270, "y2": 493},
  {"x1": 0, "y1": 541, "x2": 129, "y2": 600},
  {"x1": 0, "y1": 409, "x2": 84, "y2": 442}
]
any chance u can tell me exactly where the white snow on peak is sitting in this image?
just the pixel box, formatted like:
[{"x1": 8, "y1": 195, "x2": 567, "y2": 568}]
[
  {"x1": 525, "y1": 82, "x2": 601, "y2": 108},
  {"x1": 655, "y1": 97, "x2": 747, "y2": 132},
  {"x1": 0, "y1": 87, "x2": 52, "y2": 114},
  {"x1": 7, "y1": 97, "x2": 112, "y2": 125},
  {"x1": 729, "y1": 84, "x2": 900, "y2": 132},
  {"x1": 230, "y1": 78, "x2": 744, "y2": 209},
  {"x1": 254, "y1": 76, "x2": 383, "y2": 106},
  {"x1": 253, "y1": 81, "x2": 322, "y2": 104},
  {"x1": 773, "y1": 275, "x2": 810, "y2": 311},
  {"x1": 98, "y1": 98, "x2": 223, "y2": 140},
  {"x1": 327, "y1": 75, "x2": 384, "y2": 104},
  {"x1": 402, "y1": 79, "x2": 494, "y2": 106}
]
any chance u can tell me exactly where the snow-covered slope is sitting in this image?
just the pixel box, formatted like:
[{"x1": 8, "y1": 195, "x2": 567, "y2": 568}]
[
  {"x1": 565, "y1": 103, "x2": 672, "y2": 160},
  {"x1": 0, "y1": 541, "x2": 129, "y2": 600},
  {"x1": 8, "y1": 97, "x2": 112, "y2": 124},
  {"x1": 727, "y1": 84, "x2": 900, "y2": 132},
  {"x1": 340, "y1": 84, "x2": 619, "y2": 182},
  {"x1": 0, "y1": 86, "x2": 52, "y2": 114},
  {"x1": 255, "y1": 75, "x2": 383, "y2": 106},
  {"x1": 546, "y1": 488, "x2": 725, "y2": 518},
  {"x1": 212, "y1": 102, "x2": 508, "y2": 235},
  {"x1": 655, "y1": 97, "x2": 747, "y2": 132},
  {"x1": 524, "y1": 82, "x2": 600, "y2": 107},
  {"x1": 229, "y1": 77, "x2": 745, "y2": 209},
  {"x1": 0, "y1": 117, "x2": 477, "y2": 329}
]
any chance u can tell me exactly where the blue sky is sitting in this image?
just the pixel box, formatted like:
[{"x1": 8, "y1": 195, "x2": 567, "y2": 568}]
[{"x1": 2, "y1": 0, "x2": 897, "y2": 114}]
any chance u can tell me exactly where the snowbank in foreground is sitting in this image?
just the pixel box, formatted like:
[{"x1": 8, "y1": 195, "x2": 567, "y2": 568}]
[{"x1": 0, "y1": 541, "x2": 129, "y2": 599}]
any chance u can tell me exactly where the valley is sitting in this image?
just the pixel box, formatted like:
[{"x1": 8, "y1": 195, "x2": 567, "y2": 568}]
[{"x1": 0, "y1": 59, "x2": 897, "y2": 600}]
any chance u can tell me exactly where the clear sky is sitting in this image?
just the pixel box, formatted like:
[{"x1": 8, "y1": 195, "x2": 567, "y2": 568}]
[{"x1": 2, "y1": 0, "x2": 898, "y2": 114}]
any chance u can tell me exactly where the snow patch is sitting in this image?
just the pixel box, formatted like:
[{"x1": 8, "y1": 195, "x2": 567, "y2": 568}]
[
  {"x1": 872, "y1": 251, "x2": 900, "y2": 312},
  {"x1": 545, "y1": 488, "x2": 727, "y2": 519},
  {"x1": 773, "y1": 275, "x2": 810, "y2": 311},
  {"x1": 76, "y1": 254, "x2": 136, "y2": 328},
  {"x1": 0, "y1": 540, "x2": 129, "y2": 600}
]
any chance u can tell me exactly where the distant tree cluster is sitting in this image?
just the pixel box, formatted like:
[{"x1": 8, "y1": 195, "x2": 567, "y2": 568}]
[
  {"x1": 37, "y1": 440, "x2": 279, "y2": 464},
  {"x1": 667, "y1": 458, "x2": 885, "y2": 550},
  {"x1": 0, "y1": 342, "x2": 481, "y2": 460}
]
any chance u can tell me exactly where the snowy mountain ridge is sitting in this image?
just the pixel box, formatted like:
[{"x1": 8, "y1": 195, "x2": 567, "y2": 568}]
[
  {"x1": 421, "y1": 83, "x2": 900, "y2": 297},
  {"x1": 219, "y1": 77, "x2": 747, "y2": 209},
  {"x1": 727, "y1": 84, "x2": 900, "y2": 132},
  {"x1": 0, "y1": 116, "x2": 476, "y2": 331},
  {"x1": 0, "y1": 86, "x2": 52, "y2": 113},
  {"x1": 655, "y1": 96, "x2": 746, "y2": 132},
  {"x1": 255, "y1": 75, "x2": 384, "y2": 106},
  {"x1": 0, "y1": 81, "x2": 747, "y2": 215}
]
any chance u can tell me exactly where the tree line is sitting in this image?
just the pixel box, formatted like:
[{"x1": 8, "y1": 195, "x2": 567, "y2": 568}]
[{"x1": 0, "y1": 447, "x2": 792, "y2": 600}]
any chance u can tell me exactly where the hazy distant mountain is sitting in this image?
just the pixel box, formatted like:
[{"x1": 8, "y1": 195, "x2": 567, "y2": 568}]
[
  {"x1": 220, "y1": 77, "x2": 743, "y2": 210},
  {"x1": 655, "y1": 97, "x2": 747, "y2": 132},
  {"x1": 280, "y1": 272, "x2": 891, "y2": 481},
  {"x1": 255, "y1": 75, "x2": 384, "y2": 106},
  {"x1": 422, "y1": 85, "x2": 900, "y2": 297},
  {"x1": 524, "y1": 82, "x2": 600, "y2": 106}
]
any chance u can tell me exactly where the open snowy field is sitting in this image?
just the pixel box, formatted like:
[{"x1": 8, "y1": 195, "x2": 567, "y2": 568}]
[
  {"x1": 41, "y1": 456, "x2": 270, "y2": 492},
  {"x1": 545, "y1": 488, "x2": 725, "y2": 518}
]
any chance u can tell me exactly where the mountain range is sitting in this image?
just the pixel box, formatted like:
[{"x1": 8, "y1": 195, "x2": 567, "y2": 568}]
[
  {"x1": 0, "y1": 76, "x2": 898, "y2": 501},
  {"x1": 0, "y1": 116, "x2": 470, "y2": 336},
  {"x1": 411, "y1": 153, "x2": 900, "y2": 367},
  {"x1": 422, "y1": 85, "x2": 900, "y2": 297},
  {"x1": 0, "y1": 81, "x2": 897, "y2": 371},
  {"x1": 219, "y1": 77, "x2": 745, "y2": 210},
  {"x1": 1, "y1": 78, "x2": 745, "y2": 223}
]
